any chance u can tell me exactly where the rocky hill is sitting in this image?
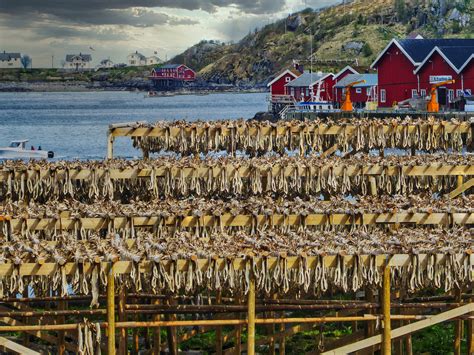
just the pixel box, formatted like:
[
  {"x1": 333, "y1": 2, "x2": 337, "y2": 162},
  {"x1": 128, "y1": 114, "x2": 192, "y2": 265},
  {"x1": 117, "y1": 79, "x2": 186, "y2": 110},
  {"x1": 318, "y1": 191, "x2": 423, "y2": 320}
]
[{"x1": 170, "y1": 0, "x2": 473, "y2": 86}]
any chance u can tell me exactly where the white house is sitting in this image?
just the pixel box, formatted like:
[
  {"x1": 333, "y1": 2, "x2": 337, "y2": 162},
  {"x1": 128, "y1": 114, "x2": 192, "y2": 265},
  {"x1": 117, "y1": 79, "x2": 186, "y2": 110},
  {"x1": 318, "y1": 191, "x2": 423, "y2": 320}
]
[
  {"x1": 97, "y1": 58, "x2": 114, "y2": 69},
  {"x1": 127, "y1": 51, "x2": 146, "y2": 66},
  {"x1": 0, "y1": 51, "x2": 21, "y2": 68},
  {"x1": 146, "y1": 55, "x2": 162, "y2": 66},
  {"x1": 64, "y1": 53, "x2": 92, "y2": 71}
]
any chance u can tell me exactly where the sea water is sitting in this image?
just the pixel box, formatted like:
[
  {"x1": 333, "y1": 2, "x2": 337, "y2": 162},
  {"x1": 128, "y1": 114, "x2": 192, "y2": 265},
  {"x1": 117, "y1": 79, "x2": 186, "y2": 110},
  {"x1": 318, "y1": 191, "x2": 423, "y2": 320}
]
[{"x1": 0, "y1": 91, "x2": 267, "y2": 160}]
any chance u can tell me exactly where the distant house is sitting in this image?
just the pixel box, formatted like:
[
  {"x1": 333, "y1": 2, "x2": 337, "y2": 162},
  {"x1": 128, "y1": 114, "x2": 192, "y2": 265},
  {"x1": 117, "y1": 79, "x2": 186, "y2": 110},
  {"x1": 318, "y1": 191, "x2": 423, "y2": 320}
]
[
  {"x1": 267, "y1": 68, "x2": 302, "y2": 98},
  {"x1": 97, "y1": 59, "x2": 114, "y2": 69},
  {"x1": 128, "y1": 51, "x2": 146, "y2": 66},
  {"x1": 333, "y1": 65, "x2": 359, "y2": 101},
  {"x1": 65, "y1": 53, "x2": 92, "y2": 71},
  {"x1": 149, "y1": 64, "x2": 196, "y2": 89},
  {"x1": 146, "y1": 56, "x2": 162, "y2": 66},
  {"x1": 334, "y1": 73, "x2": 378, "y2": 109},
  {"x1": 0, "y1": 51, "x2": 21, "y2": 68}
]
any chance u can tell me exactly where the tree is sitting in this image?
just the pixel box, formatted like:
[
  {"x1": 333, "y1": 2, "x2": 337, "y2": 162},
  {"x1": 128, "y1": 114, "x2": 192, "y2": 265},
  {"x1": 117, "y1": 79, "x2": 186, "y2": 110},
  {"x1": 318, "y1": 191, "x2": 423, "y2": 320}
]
[
  {"x1": 362, "y1": 43, "x2": 373, "y2": 57},
  {"x1": 20, "y1": 55, "x2": 31, "y2": 69},
  {"x1": 395, "y1": 0, "x2": 407, "y2": 23}
]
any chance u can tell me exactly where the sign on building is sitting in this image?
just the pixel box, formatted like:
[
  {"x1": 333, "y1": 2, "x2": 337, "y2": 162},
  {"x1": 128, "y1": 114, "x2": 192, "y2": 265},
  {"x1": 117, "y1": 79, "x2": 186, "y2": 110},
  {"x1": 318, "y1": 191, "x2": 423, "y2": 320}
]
[{"x1": 429, "y1": 75, "x2": 452, "y2": 84}]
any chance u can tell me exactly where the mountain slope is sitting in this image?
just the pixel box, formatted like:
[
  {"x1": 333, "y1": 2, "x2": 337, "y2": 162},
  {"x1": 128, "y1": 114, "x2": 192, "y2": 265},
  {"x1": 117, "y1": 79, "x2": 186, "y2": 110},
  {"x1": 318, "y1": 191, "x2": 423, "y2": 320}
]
[{"x1": 170, "y1": 0, "x2": 473, "y2": 85}]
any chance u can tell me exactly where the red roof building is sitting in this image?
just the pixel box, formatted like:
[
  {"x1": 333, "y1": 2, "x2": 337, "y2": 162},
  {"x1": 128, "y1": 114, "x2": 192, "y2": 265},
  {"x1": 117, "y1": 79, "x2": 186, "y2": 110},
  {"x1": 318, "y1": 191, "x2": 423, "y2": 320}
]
[
  {"x1": 150, "y1": 64, "x2": 196, "y2": 89},
  {"x1": 371, "y1": 38, "x2": 474, "y2": 108}
]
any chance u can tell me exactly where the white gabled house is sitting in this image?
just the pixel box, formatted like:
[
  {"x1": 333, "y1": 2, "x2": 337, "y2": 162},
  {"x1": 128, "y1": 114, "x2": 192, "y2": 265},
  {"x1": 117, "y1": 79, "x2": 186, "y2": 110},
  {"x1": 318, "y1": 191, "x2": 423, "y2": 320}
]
[
  {"x1": 64, "y1": 53, "x2": 92, "y2": 71},
  {"x1": 127, "y1": 51, "x2": 146, "y2": 66},
  {"x1": 0, "y1": 51, "x2": 21, "y2": 68}
]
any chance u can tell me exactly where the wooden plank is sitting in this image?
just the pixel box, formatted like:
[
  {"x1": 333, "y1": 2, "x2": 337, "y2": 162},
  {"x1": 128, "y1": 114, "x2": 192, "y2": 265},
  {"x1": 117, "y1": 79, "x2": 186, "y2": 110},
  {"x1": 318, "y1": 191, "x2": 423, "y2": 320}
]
[
  {"x1": 0, "y1": 336, "x2": 40, "y2": 355},
  {"x1": 321, "y1": 303, "x2": 474, "y2": 354},
  {"x1": 449, "y1": 178, "x2": 474, "y2": 198}
]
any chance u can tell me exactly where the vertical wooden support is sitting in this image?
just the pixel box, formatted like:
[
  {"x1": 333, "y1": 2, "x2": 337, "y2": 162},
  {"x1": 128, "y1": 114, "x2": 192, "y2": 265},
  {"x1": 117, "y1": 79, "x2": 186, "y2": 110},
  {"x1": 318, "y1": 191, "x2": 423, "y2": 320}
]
[
  {"x1": 57, "y1": 300, "x2": 66, "y2": 355},
  {"x1": 279, "y1": 320, "x2": 286, "y2": 355},
  {"x1": 365, "y1": 287, "x2": 376, "y2": 355},
  {"x1": 235, "y1": 295, "x2": 242, "y2": 355},
  {"x1": 247, "y1": 275, "x2": 256, "y2": 355},
  {"x1": 152, "y1": 298, "x2": 161, "y2": 355},
  {"x1": 22, "y1": 288, "x2": 29, "y2": 348},
  {"x1": 369, "y1": 177, "x2": 377, "y2": 196},
  {"x1": 165, "y1": 296, "x2": 178, "y2": 355},
  {"x1": 133, "y1": 314, "x2": 139, "y2": 354},
  {"x1": 107, "y1": 131, "x2": 114, "y2": 159},
  {"x1": 107, "y1": 263, "x2": 116, "y2": 355},
  {"x1": 382, "y1": 261, "x2": 391, "y2": 355},
  {"x1": 216, "y1": 291, "x2": 223, "y2": 355},
  {"x1": 118, "y1": 285, "x2": 127, "y2": 355},
  {"x1": 468, "y1": 309, "x2": 474, "y2": 355},
  {"x1": 454, "y1": 288, "x2": 462, "y2": 355},
  {"x1": 457, "y1": 176, "x2": 464, "y2": 189}
]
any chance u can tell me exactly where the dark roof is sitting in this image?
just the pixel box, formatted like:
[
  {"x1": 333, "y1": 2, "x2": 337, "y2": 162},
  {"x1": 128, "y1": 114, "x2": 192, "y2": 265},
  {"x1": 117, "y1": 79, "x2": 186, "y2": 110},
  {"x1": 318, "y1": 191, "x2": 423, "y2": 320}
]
[
  {"x1": 397, "y1": 38, "x2": 474, "y2": 64},
  {"x1": 160, "y1": 64, "x2": 183, "y2": 69},
  {"x1": 66, "y1": 54, "x2": 92, "y2": 62},
  {"x1": 130, "y1": 51, "x2": 146, "y2": 60},
  {"x1": 334, "y1": 74, "x2": 378, "y2": 88},
  {"x1": 0, "y1": 52, "x2": 20, "y2": 60}
]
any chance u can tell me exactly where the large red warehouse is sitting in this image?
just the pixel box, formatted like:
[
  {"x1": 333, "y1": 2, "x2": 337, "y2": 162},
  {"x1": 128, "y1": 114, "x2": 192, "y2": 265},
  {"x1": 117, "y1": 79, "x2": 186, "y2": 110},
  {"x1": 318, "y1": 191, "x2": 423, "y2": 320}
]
[{"x1": 371, "y1": 38, "x2": 474, "y2": 108}]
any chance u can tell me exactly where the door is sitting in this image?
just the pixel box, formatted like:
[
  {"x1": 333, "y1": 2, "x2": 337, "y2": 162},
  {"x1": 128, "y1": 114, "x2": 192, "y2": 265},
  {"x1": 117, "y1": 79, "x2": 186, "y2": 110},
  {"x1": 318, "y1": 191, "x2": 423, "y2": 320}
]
[{"x1": 437, "y1": 87, "x2": 447, "y2": 107}]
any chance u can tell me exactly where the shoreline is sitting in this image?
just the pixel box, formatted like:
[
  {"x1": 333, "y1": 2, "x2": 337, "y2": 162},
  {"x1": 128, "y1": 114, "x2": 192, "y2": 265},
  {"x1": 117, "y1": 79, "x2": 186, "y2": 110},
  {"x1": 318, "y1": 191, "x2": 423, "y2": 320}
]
[{"x1": 0, "y1": 81, "x2": 267, "y2": 94}]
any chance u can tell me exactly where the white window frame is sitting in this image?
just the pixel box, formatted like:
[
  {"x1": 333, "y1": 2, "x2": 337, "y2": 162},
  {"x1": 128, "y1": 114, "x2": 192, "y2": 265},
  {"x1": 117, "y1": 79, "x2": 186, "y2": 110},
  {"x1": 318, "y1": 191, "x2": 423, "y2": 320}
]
[
  {"x1": 448, "y1": 89, "x2": 454, "y2": 102},
  {"x1": 366, "y1": 87, "x2": 371, "y2": 96},
  {"x1": 356, "y1": 88, "x2": 362, "y2": 94},
  {"x1": 290, "y1": 88, "x2": 295, "y2": 96},
  {"x1": 285, "y1": 76, "x2": 291, "y2": 82},
  {"x1": 456, "y1": 89, "x2": 463, "y2": 97},
  {"x1": 412, "y1": 89, "x2": 418, "y2": 98},
  {"x1": 306, "y1": 88, "x2": 309, "y2": 96},
  {"x1": 420, "y1": 89, "x2": 427, "y2": 98},
  {"x1": 380, "y1": 89, "x2": 386, "y2": 103}
]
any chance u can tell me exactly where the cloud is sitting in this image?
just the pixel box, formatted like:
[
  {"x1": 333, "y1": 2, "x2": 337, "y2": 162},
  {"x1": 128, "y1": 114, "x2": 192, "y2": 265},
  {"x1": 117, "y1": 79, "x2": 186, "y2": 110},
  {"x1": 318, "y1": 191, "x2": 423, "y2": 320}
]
[{"x1": 33, "y1": 26, "x2": 131, "y2": 41}]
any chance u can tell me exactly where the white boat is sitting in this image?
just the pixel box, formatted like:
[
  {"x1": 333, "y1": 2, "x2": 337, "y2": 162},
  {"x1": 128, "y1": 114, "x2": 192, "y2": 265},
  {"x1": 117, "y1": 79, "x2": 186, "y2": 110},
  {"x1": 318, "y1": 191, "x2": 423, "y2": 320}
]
[{"x1": 0, "y1": 140, "x2": 54, "y2": 159}]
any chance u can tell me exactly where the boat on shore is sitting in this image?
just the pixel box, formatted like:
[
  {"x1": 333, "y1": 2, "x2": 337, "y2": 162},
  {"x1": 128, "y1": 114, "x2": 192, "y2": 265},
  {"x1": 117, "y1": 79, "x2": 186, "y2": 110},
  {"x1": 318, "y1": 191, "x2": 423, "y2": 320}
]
[{"x1": 0, "y1": 140, "x2": 54, "y2": 159}]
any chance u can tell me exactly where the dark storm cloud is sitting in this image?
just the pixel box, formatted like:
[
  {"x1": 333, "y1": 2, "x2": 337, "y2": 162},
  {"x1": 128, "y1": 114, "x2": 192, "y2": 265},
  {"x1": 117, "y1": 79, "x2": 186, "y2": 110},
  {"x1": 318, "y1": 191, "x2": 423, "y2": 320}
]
[{"x1": 0, "y1": 0, "x2": 287, "y2": 19}]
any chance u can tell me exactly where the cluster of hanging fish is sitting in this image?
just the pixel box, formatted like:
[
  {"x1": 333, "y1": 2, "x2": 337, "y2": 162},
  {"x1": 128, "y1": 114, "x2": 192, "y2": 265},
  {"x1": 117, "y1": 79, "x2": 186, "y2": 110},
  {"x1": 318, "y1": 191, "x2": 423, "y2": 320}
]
[
  {"x1": 0, "y1": 228, "x2": 472, "y2": 301},
  {"x1": 1, "y1": 155, "x2": 471, "y2": 202},
  {"x1": 128, "y1": 118, "x2": 471, "y2": 156}
]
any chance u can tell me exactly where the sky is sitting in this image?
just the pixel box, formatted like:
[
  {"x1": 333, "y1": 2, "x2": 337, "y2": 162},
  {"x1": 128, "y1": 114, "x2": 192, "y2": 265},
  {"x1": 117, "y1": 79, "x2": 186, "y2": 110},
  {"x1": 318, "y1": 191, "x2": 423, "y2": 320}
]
[{"x1": 0, "y1": 0, "x2": 339, "y2": 68}]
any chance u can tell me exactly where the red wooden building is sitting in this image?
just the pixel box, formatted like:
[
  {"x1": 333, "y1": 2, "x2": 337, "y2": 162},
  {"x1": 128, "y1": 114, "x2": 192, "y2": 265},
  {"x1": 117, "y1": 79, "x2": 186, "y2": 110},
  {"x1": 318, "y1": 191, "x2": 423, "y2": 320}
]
[
  {"x1": 150, "y1": 64, "x2": 196, "y2": 89},
  {"x1": 371, "y1": 39, "x2": 474, "y2": 108},
  {"x1": 333, "y1": 66, "x2": 359, "y2": 102},
  {"x1": 285, "y1": 72, "x2": 335, "y2": 102},
  {"x1": 267, "y1": 68, "x2": 301, "y2": 97}
]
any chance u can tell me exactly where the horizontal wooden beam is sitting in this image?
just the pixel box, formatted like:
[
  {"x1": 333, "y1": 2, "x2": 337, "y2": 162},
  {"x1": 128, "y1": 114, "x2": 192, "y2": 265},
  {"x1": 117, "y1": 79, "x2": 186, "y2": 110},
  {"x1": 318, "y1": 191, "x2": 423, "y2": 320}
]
[
  {"x1": 449, "y1": 177, "x2": 474, "y2": 198},
  {"x1": 0, "y1": 253, "x2": 470, "y2": 277},
  {"x1": 0, "y1": 336, "x2": 40, "y2": 355},
  {"x1": 6, "y1": 211, "x2": 474, "y2": 232}
]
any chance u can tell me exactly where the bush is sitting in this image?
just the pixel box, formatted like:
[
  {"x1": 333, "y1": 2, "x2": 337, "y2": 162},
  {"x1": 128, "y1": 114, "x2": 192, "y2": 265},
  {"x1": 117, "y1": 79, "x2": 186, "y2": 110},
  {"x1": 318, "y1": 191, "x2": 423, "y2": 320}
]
[{"x1": 362, "y1": 43, "x2": 373, "y2": 57}]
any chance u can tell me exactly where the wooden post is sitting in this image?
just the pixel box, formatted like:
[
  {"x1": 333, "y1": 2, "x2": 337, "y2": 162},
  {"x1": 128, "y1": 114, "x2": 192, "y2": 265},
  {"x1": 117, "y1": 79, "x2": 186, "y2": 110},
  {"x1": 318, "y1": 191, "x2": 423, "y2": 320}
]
[
  {"x1": 165, "y1": 296, "x2": 178, "y2": 355},
  {"x1": 152, "y1": 298, "x2": 161, "y2": 355},
  {"x1": 247, "y1": 275, "x2": 256, "y2": 355},
  {"x1": 57, "y1": 300, "x2": 66, "y2": 355},
  {"x1": 279, "y1": 319, "x2": 286, "y2": 355},
  {"x1": 118, "y1": 285, "x2": 127, "y2": 355},
  {"x1": 107, "y1": 132, "x2": 114, "y2": 159},
  {"x1": 365, "y1": 287, "x2": 376, "y2": 355},
  {"x1": 457, "y1": 175, "x2": 464, "y2": 189},
  {"x1": 107, "y1": 263, "x2": 116, "y2": 355},
  {"x1": 382, "y1": 261, "x2": 391, "y2": 355},
  {"x1": 216, "y1": 291, "x2": 223, "y2": 355},
  {"x1": 454, "y1": 288, "x2": 462, "y2": 355},
  {"x1": 369, "y1": 177, "x2": 377, "y2": 196},
  {"x1": 235, "y1": 295, "x2": 242, "y2": 355}
]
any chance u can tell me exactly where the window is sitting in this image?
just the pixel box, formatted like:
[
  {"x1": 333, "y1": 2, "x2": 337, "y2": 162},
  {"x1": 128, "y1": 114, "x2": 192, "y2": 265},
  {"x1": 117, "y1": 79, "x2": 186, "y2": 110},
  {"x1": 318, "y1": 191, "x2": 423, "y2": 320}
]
[
  {"x1": 448, "y1": 89, "x2": 454, "y2": 102},
  {"x1": 356, "y1": 88, "x2": 362, "y2": 94},
  {"x1": 366, "y1": 87, "x2": 371, "y2": 96},
  {"x1": 420, "y1": 89, "x2": 427, "y2": 98},
  {"x1": 380, "y1": 89, "x2": 386, "y2": 103},
  {"x1": 412, "y1": 89, "x2": 418, "y2": 98},
  {"x1": 466, "y1": 89, "x2": 472, "y2": 95},
  {"x1": 305, "y1": 88, "x2": 309, "y2": 96},
  {"x1": 285, "y1": 76, "x2": 291, "y2": 82},
  {"x1": 457, "y1": 89, "x2": 463, "y2": 97},
  {"x1": 290, "y1": 88, "x2": 295, "y2": 96}
]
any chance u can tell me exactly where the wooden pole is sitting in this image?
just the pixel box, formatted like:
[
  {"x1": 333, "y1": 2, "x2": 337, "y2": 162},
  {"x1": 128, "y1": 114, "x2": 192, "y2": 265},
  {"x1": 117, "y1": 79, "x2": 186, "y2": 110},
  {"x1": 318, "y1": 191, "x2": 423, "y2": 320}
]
[
  {"x1": 382, "y1": 261, "x2": 391, "y2": 355},
  {"x1": 118, "y1": 285, "x2": 127, "y2": 355},
  {"x1": 107, "y1": 263, "x2": 116, "y2": 355},
  {"x1": 454, "y1": 288, "x2": 462, "y2": 355},
  {"x1": 366, "y1": 287, "x2": 376, "y2": 355},
  {"x1": 279, "y1": 312, "x2": 286, "y2": 355},
  {"x1": 107, "y1": 132, "x2": 114, "y2": 159},
  {"x1": 57, "y1": 300, "x2": 66, "y2": 355},
  {"x1": 235, "y1": 295, "x2": 242, "y2": 355},
  {"x1": 216, "y1": 291, "x2": 223, "y2": 355},
  {"x1": 152, "y1": 298, "x2": 161, "y2": 355},
  {"x1": 247, "y1": 275, "x2": 256, "y2": 355},
  {"x1": 165, "y1": 296, "x2": 178, "y2": 355}
]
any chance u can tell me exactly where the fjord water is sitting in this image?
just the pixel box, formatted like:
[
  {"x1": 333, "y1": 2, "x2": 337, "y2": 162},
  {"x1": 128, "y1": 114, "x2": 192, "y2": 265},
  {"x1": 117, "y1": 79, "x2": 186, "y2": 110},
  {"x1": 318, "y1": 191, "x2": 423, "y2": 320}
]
[{"x1": 0, "y1": 91, "x2": 267, "y2": 159}]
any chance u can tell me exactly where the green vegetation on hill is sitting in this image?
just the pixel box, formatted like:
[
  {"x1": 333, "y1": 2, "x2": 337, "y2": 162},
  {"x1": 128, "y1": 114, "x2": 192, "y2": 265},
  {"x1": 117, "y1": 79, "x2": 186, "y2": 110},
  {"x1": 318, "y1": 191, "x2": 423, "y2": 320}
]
[{"x1": 169, "y1": 0, "x2": 473, "y2": 85}]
